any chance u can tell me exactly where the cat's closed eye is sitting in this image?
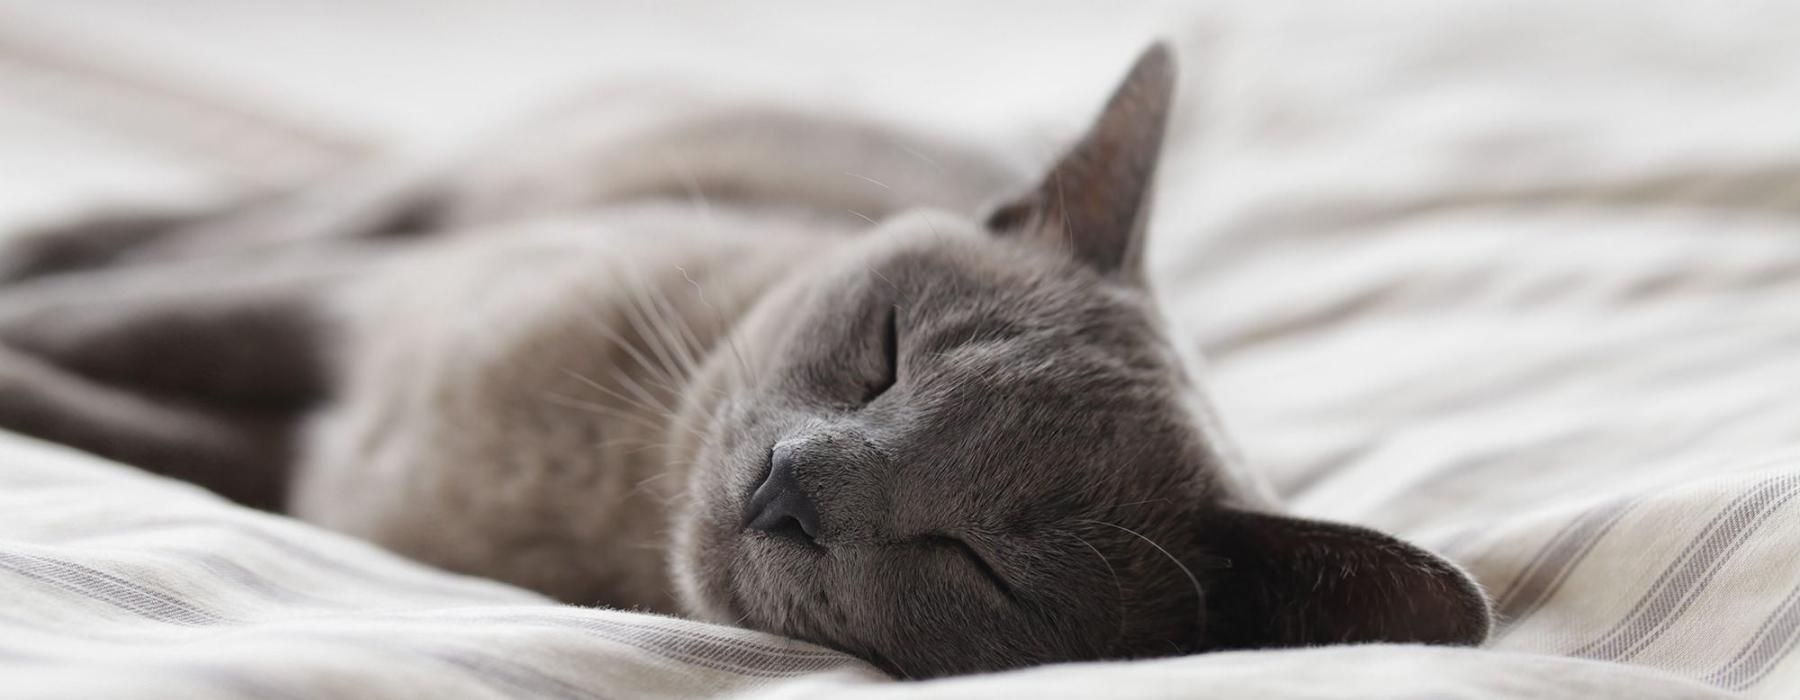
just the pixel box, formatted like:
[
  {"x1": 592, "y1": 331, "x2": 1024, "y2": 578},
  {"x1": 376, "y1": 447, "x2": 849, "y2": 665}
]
[
  {"x1": 922, "y1": 534, "x2": 1014, "y2": 600},
  {"x1": 861, "y1": 305, "x2": 900, "y2": 404}
]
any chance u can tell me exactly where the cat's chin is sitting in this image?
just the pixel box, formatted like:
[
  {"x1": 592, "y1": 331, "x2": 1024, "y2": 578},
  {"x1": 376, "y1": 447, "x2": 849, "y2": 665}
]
[
  {"x1": 664, "y1": 486, "x2": 739, "y2": 625},
  {"x1": 666, "y1": 490, "x2": 785, "y2": 630},
  {"x1": 669, "y1": 494, "x2": 855, "y2": 651}
]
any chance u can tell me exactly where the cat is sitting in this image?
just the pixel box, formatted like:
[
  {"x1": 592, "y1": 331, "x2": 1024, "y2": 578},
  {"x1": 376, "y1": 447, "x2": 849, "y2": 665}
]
[{"x1": 0, "y1": 44, "x2": 1490, "y2": 678}]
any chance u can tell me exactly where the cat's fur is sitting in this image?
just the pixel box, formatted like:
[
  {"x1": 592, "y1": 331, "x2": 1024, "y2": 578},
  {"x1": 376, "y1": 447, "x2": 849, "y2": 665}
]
[{"x1": 0, "y1": 45, "x2": 1490, "y2": 678}]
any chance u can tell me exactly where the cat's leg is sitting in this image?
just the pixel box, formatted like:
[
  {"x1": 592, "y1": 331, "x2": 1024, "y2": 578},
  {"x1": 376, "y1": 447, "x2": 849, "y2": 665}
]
[
  {"x1": 0, "y1": 259, "x2": 346, "y2": 408},
  {"x1": 0, "y1": 256, "x2": 367, "y2": 508},
  {"x1": 0, "y1": 344, "x2": 291, "y2": 509},
  {"x1": 0, "y1": 206, "x2": 226, "y2": 284},
  {"x1": 0, "y1": 162, "x2": 444, "y2": 286}
]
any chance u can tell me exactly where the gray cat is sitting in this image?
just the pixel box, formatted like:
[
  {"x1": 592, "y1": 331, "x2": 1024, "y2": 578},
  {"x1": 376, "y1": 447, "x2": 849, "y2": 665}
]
[{"x1": 0, "y1": 45, "x2": 1489, "y2": 678}]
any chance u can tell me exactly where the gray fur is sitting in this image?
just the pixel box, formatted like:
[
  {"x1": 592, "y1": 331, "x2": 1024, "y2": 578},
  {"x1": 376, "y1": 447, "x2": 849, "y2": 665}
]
[{"x1": 0, "y1": 45, "x2": 1489, "y2": 678}]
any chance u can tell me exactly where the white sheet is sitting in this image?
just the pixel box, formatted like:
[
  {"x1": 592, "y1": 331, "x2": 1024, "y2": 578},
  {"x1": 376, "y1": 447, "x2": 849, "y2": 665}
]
[{"x1": 4, "y1": 1, "x2": 1799, "y2": 697}]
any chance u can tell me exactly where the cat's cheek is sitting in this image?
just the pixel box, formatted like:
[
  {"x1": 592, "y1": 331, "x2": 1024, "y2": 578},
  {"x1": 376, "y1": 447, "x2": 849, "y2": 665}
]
[
  {"x1": 666, "y1": 515, "x2": 734, "y2": 623},
  {"x1": 665, "y1": 470, "x2": 746, "y2": 625},
  {"x1": 667, "y1": 425, "x2": 771, "y2": 626},
  {"x1": 725, "y1": 536, "x2": 821, "y2": 638}
]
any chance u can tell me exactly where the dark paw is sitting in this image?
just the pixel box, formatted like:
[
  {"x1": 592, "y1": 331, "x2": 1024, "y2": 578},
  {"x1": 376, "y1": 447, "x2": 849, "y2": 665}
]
[{"x1": 0, "y1": 209, "x2": 198, "y2": 285}]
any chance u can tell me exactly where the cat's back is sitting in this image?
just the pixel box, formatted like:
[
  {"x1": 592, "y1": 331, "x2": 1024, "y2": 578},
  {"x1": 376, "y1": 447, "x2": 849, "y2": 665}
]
[{"x1": 429, "y1": 86, "x2": 1027, "y2": 230}]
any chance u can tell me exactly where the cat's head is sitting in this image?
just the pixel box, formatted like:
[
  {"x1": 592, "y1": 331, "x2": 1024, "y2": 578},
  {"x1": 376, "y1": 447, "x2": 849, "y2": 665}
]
[{"x1": 668, "y1": 44, "x2": 1490, "y2": 678}]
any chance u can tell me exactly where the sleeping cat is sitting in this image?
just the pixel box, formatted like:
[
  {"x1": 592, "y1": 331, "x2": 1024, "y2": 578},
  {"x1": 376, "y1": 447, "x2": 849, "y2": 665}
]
[{"x1": 0, "y1": 45, "x2": 1490, "y2": 678}]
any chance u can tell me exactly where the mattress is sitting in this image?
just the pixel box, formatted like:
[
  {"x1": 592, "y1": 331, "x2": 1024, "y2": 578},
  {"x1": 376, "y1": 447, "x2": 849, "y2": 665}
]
[{"x1": 2, "y1": 2, "x2": 1797, "y2": 697}]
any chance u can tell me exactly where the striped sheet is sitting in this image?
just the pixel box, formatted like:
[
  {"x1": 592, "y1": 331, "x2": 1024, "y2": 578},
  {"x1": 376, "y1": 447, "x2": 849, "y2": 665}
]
[
  {"x1": 5, "y1": 1, "x2": 1800, "y2": 698},
  {"x1": 0, "y1": 433, "x2": 1745, "y2": 699},
  {"x1": 0, "y1": 434, "x2": 885, "y2": 699}
]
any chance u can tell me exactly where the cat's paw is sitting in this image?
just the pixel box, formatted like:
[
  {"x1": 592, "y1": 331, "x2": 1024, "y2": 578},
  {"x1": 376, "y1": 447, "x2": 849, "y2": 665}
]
[
  {"x1": 0, "y1": 209, "x2": 194, "y2": 285},
  {"x1": 0, "y1": 233, "x2": 81, "y2": 285}
]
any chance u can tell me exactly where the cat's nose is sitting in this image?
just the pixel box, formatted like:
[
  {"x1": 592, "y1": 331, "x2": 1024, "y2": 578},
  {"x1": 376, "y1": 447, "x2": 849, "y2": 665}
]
[{"x1": 742, "y1": 442, "x2": 821, "y2": 544}]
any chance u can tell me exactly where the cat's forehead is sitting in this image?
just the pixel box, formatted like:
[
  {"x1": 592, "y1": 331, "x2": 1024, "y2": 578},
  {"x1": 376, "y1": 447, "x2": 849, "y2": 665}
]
[
  {"x1": 870, "y1": 242, "x2": 1200, "y2": 512},
  {"x1": 848, "y1": 223, "x2": 1148, "y2": 325}
]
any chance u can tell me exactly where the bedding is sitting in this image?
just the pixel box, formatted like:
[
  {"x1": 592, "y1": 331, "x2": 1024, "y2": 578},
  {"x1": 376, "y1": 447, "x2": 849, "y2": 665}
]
[{"x1": 3, "y1": 1, "x2": 1798, "y2": 697}]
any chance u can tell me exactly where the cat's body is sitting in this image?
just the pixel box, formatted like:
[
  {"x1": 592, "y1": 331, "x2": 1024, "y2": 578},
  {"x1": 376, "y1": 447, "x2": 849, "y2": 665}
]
[
  {"x1": 0, "y1": 46, "x2": 1489, "y2": 678},
  {"x1": 302, "y1": 213, "x2": 819, "y2": 611}
]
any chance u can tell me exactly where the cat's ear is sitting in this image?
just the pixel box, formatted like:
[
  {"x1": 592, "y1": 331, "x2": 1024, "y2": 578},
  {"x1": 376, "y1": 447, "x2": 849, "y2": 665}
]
[
  {"x1": 984, "y1": 43, "x2": 1175, "y2": 283},
  {"x1": 1194, "y1": 508, "x2": 1492, "y2": 650}
]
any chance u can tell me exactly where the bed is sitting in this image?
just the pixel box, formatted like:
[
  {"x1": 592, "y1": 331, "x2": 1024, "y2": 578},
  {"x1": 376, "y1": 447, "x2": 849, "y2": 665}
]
[{"x1": 2, "y1": 2, "x2": 1796, "y2": 697}]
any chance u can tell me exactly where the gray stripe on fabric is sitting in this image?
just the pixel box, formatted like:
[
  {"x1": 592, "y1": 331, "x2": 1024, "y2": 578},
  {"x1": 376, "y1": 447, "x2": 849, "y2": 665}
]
[
  {"x1": 1492, "y1": 497, "x2": 1637, "y2": 635},
  {"x1": 0, "y1": 593, "x2": 857, "y2": 681},
  {"x1": 363, "y1": 610, "x2": 855, "y2": 676},
  {"x1": 46, "y1": 515, "x2": 522, "y2": 602},
  {"x1": 197, "y1": 633, "x2": 613, "y2": 700},
  {"x1": 179, "y1": 551, "x2": 347, "y2": 609},
  {"x1": 373, "y1": 608, "x2": 850, "y2": 665},
  {"x1": 1568, "y1": 474, "x2": 1800, "y2": 661},
  {"x1": 487, "y1": 613, "x2": 861, "y2": 678},
  {"x1": 3, "y1": 532, "x2": 861, "y2": 680},
  {"x1": 427, "y1": 649, "x2": 607, "y2": 700},
  {"x1": 1701, "y1": 583, "x2": 1800, "y2": 691},
  {"x1": 0, "y1": 550, "x2": 232, "y2": 625},
  {"x1": 187, "y1": 666, "x2": 316, "y2": 700}
]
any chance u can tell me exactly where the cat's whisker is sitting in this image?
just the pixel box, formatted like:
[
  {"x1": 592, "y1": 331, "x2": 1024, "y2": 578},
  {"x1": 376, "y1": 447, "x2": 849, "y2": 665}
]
[
  {"x1": 847, "y1": 209, "x2": 877, "y2": 225},
  {"x1": 875, "y1": 650, "x2": 916, "y2": 681},
  {"x1": 1075, "y1": 518, "x2": 1204, "y2": 645},
  {"x1": 578, "y1": 298, "x2": 684, "y2": 395},
  {"x1": 616, "y1": 472, "x2": 694, "y2": 512},
  {"x1": 621, "y1": 271, "x2": 692, "y2": 391},
  {"x1": 641, "y1": 278, "x2": 707, "y2": 380},
  {"x1": 560, "y1": 367, "x2": 671, "y2": 421},
  {"x1": 640, "y1": 306, "x2": 725, "y2": 408},
  {"x1": 554, "y1": 371, "x2": 702, "y2": 443},
  {"x1": 843, "y1": 171, "x2": 891, "y2": 190},
  {"x1": 540, "y1": 392, "x2": 669, "y2": 436},
  {"x1": 608, "y1": 365, "x2": 677, "y2": 419},
  {"x1": 591, "y1": 437, "x2": 657, "y2": 456},
  {"x1": 540, "y1": 390, "x2": 634, "y2": 420},
  {"x1": 577, "y1": 284, "x2": 728, "y2": 415},
  {"x1": 676, "y1": 264, "x2": 754, "y2": 380},
  {"x1": 897, "y1": 143, "x2": 944, "y2": 173},
  {"x1": 615, "y1": 350, "x2": 696, "y2": 408},
  {"x1": 1071, "y1": 532, "x2": 1127, "y2": 654},
  {"x1": 616, "y1": 280, "x2": 688, "y2": 395},
  {"x1": 618, "y1": 471, "x2": 678, "y2": 505},
  {"x1": 1052, "y1": 173, "x2": 1074, "y2": 251},
  {"x1": 619, "y1": 439, "x2": 680, "y2": 457},
  {"x1": 865, "y1": 265, "x2": 897, "y2": 292},
  {"x1": 668, "y1": 156, "x2": 714, "y2": 226},
  {"x1": 588, "y1": 428, "x2": 688, "y2": 455}
]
